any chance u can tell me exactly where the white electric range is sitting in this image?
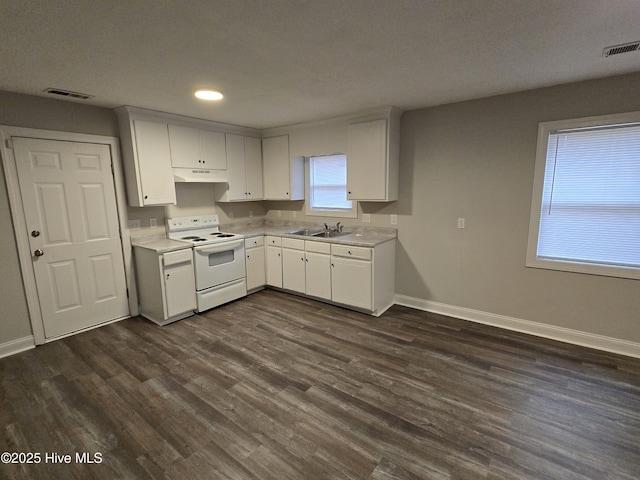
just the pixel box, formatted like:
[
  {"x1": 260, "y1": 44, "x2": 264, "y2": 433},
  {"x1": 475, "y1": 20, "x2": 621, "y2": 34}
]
[{"x1": 167, "y1": 215, "x2": 246, "y2": 312}]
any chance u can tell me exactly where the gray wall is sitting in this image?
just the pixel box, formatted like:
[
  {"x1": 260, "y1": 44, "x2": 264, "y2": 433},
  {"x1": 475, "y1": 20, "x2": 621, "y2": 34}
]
[
  {"x1": 395, "y1": 72, "x2": 640, "y2": 343},
  {"x1": 0, "y1": 91, "x2": 118, "y2": 344}
]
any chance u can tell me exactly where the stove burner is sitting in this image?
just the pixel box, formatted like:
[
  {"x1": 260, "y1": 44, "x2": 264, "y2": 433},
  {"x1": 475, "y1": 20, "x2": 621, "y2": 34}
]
[
  {"x1": 218, "y1": 234, "x2": 234, "y2": 238},
  {"x1": 192, "y1": 238, "x2": 207, "y2": 242},
  {"x1": 209, "y1": 233, "x2": 223, "y2": 236},
  {"x1": 182, "y1": 236, "x2": 201, "y2": 240}
]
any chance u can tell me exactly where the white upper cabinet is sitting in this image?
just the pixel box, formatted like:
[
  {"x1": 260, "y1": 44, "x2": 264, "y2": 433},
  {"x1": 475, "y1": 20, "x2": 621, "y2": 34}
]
[
  {"x1": 214, "y1": 134, "x2": 263, "y2": 202},
  {"x1": 262, "y1": 135, "x2": 304, "y2": 200},
  {"x1": 168, "y1": 125, "x2": 226, "y2": 170},
  {"x1": 346, "y1": 108, "x2": 401, "y2": 201},
  {"x1": 116, "y1": 106, "x2": 176, "y2": 207}
]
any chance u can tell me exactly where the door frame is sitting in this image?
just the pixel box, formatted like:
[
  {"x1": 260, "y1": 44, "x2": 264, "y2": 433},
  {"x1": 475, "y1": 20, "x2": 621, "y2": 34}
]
[{"x1": 0, "y1": 126, "x2": 139, "y2": 344}]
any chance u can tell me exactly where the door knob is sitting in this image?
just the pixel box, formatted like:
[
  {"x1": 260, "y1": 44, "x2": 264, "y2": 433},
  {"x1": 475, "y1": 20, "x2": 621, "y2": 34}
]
[
  {"x1": 34, "y1": 249, "x2": 44, "y2": 257},
  {"x1": 31, "y1": 230, "x2": 40, "y2": 237}
]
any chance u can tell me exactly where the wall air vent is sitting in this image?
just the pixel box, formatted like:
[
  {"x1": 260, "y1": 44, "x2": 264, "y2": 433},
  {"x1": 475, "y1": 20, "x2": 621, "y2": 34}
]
[
  {"x1": 43, "y1": 88, "x2": 94, "y2": 100},
  {"x1": 603, "y1": 41, "x2": 640, "y2": 57}
]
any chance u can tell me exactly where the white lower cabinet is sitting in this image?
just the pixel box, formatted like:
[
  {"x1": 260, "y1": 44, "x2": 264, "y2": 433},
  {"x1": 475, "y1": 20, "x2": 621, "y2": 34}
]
[
  {"x1": 305, "y1": 241, "x2": 331, "y2": 300},
  {"x1": 268, "y1": 236, "x2": 395, "y2": 316},
  {"x1": 282, "y1": 238, "x2": 305, "y2": 293},
  {"x1": 133, "y1": 247, "x2": 196, "y2": 325},
  {"x1": 330, "y1": 241, "x2": 395, "y2": 315},
  {"x1": 265, "y1": 236, "x2": 283, "y2": 288},
  {"x1": 245, "y1": 236, "x2": 265, "y2": 292},
  {"x1": 331, "y1": 254, "x2": 373, "y2": 311}
]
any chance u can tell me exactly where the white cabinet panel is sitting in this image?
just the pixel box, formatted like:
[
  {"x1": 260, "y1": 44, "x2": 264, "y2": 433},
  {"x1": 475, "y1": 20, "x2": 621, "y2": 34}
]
[
  {"x1": 305, "y1": 250, "x2": 331, "y2": 300},
  {"x1": 246, "y1": 236, "x2": 266, "y2": 292},
  {"x1": 265, "y1": 237, "x2": 283, "y2": 288},
  {"x1": 169, "y1": 125, "x2": 227, "y2": 170},
  {"x1": 132, "y1": 120, "x2": 176, "y2": 206},
  {"x1": 215, "y1": 134, "x2": 263, "y2": 202},
  {"x1": 165, "y1": 261, "x2": 197, "y2": 318},
  {"x1": 331, "y1": 256, "x2": 372, "y2": 310},
  {"x1": 346, "y1": 108, "x2": 400, "y2": 202},
  {"x1": 282, "y1": 247, "x2": 305, "y2": 293},
  {"x1": 262, "y1": 135, "x2": 304, "y2": 200}
]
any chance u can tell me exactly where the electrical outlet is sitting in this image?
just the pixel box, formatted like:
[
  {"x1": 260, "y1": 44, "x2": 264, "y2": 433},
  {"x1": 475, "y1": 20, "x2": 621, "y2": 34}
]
[
  {"x1": 363, "y1": 213, "x2": 371, "y2": 223},
  {"x1": 458, "y1": 218, "x2": 465, "y2": 229},
  {"x1": 292, "y1": 211, "x2": 297, "y2": 218},
  {"x1": 390, "y1": 214, "x2": 397, "y2": 225},
  {"x1": 128, "y1": 219, "x2": 141, "y2": 229},
  {"x1": 277, "y1": 210, "x2": 281, "y2": 217},
  {"x1": 149, "y1": 217, "x2": 157, "y2": 228},
  {"x1": 229, "y1": 211, "x2": 234, "y2": 219},
  {"x1": 249, "y1": 211, "x2": 253, "y2": 217}
]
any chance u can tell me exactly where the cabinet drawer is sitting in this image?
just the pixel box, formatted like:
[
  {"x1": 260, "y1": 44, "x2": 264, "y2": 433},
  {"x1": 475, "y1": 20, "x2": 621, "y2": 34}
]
[
  {"x1": 282, "y1": 237, "x2": 305, "y2": 250},
  {"x1": 245, "y1": 236, "x2": 264, "y2": 249},
  {"x1": 265, "y1": 236, "x2": 282, "y2": 247},
  {"x1": 331, "y1": 244, "x2": 372, "y2": 261},
  {"x1": 163, "y1": 248, "x2": 193, "y2": 266},
  {"x1": 306, "y1": 240, "x2": 331, "y2": 254}
]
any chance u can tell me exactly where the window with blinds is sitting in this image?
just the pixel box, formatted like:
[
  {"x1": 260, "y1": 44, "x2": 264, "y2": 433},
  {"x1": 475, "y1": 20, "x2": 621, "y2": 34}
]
[
  {"x1": 306, "y1": 154, "x2": 357, "y2": 218},
  {"x1": 527, "y1": 113, "x2": 640, "y2": 279}
]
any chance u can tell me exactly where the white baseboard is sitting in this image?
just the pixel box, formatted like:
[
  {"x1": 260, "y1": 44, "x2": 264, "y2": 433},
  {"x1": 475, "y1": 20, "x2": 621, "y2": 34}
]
[
  {"x1": 0, "y1": 336, "x2": 35, "y2": 359},
  {"x1": 394, "y1": 295, "x2": 640, "y2": 359}
]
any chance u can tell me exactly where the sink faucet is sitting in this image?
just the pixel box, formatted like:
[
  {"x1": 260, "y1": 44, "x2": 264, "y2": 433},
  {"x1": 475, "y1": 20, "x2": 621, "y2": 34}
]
[{"x1": 336, "y1": 222, "x2": 342, "y2": 233}]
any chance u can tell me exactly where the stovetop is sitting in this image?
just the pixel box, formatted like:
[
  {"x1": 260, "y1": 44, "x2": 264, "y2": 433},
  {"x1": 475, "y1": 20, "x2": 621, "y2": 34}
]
[{"x1": 166, "y1": 214, "x2": 243, "y2": 246}]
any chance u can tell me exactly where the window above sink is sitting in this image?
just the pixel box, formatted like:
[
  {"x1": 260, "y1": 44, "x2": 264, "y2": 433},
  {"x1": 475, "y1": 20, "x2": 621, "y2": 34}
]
[{"x1": 305, "y1": 154, "x2": 358, "y2": 218}]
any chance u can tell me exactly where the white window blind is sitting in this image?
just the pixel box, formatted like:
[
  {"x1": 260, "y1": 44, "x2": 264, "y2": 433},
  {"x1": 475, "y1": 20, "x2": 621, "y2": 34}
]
[
  {"x1": 536, "y1": 124, "x2": 640, "y2": 270},
  {"x1": 309, "y1": 154, "x2": 353, "y2": 211}
]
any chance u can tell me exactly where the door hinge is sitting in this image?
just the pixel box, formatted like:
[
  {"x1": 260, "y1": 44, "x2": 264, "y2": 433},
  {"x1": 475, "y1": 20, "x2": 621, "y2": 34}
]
[{"x1": 5, "y1": 139, "x2": 13, "y2": 149}]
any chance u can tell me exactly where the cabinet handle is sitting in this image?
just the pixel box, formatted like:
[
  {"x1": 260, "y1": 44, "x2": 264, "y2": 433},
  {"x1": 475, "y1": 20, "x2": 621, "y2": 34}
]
[
  {"x1": 305, "y1": 258, "x2": 308, "y2": 262},
  {"x1": 348, "y1": 250, "x2": 352, "y2": 255},
  {"x1": 331, "y1": 263, "x2": 334, "y2": 267},
  {"x1": 278, "y1": 253, "x2": 281, "y2": 257}
]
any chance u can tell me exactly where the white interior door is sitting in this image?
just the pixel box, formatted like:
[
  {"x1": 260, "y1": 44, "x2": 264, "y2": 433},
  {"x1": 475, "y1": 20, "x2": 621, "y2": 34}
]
[{"x1": 13, "y1": 137, "x2": 129, "y2": 339}]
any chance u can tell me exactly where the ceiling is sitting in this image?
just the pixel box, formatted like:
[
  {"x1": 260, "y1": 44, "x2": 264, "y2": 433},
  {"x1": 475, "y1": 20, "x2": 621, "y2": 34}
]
[{"x1": 1, "y1": 0, "x2": 639, "y2": 130}]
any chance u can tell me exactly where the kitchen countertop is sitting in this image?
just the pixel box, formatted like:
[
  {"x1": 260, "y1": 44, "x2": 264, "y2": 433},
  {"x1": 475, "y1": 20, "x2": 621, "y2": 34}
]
[
  {"x1": 131, "y1": 237, "x2": 191, "y2": 253},
  {"x1": 224, "y1": 222, "x2": 397, "y2": 247}
]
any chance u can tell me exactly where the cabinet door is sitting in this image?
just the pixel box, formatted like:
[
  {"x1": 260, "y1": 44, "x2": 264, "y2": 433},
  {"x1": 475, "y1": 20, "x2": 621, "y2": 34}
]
[
  {"x1": 199, "y1": 130, "x2": 227, "y2": 170},
  {"x1": 331, "y1": 256, "x2": 372, "y2": 310},
  {"x1": 164, "y1": 262, "x2": 196, "y2": 318},
  {"x1": 168, "y1": 125, "x2": 200, "y2": 168},
  {"x1": 225, "y1": 134, "x2": 248, "y2": 201},
  {"x1": 282, "y1": 247, "x2": 305, "y2": 293},
  {"x1": 305, "y1": 251, "x2": 331, "y2": 300},
  {"x1": 347, "y1": 119, "x2": 387, "y2": 200},
  {"x1": 265, "y1": 245, "x2": 283, "y2": 288},
  {"x1": 244, "y1": 136, "x2": 263, "y2": 200},
  {"x1": 262, "y1": 135, "x2": 291, "y2": 200},
  {"x1": 246, "y1": 246, "x2": 266, "y2": 291},
  {"x1": 133, "y1": 120, "x2": 176, "y2": 205}
]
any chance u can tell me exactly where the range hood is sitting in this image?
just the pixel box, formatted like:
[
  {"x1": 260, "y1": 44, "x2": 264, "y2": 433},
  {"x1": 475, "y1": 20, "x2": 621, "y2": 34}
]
[{"x1": 173, "y1": 167, "x2": 228, "y2": 183}]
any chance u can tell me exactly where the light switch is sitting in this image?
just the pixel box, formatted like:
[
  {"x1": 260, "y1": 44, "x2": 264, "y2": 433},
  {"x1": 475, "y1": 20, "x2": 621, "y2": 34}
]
[
  {"x1": 458, "y1": 218, "x2": 465, "y2": 229},
  {"x1": 363, "y1": 213, "x2": 371, "y2": 223},
  {"x1": 128, "y1": 219, "x2": 141, "y2": 229},
  {"x1": 391, "y1": 214, "x2": 397, "y2": 225}
]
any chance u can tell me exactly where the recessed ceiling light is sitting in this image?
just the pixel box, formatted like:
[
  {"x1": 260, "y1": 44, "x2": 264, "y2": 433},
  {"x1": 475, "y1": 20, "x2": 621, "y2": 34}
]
[{"x1": 194, "y1": 89, "x2": 223, "y2": 101}]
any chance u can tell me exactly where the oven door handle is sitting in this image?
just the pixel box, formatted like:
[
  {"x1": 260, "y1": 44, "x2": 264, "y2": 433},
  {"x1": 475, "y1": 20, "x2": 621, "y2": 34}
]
[{"x1": 194, "y1": 239, "x2": 244, "y2": 255}]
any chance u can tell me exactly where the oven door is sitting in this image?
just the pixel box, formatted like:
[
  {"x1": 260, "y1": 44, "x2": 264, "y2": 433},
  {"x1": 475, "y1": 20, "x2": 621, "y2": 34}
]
[{"x1": 193, "y1": 239, "x2": 246, "y2": 291}]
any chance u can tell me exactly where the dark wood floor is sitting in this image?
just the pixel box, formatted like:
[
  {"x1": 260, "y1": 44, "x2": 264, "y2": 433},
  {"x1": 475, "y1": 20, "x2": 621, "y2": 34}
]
[{"x1": 1, "y1": 290, "x2": 640, "y2": 479}]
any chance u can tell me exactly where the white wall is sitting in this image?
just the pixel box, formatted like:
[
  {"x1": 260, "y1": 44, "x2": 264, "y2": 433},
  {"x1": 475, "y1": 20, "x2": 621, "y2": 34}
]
[{"x1": 395, "y1": 72, "x2": 640, "y2": 344}]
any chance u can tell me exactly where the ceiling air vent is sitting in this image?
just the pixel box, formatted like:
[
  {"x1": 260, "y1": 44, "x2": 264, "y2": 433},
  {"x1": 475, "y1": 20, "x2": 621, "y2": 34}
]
[
  {"x1": 43, "y1": 88, "x2": 94, "y2": 100},
  {"x1": 603, "y1": 41, "x2": 640, "y2": 58}
]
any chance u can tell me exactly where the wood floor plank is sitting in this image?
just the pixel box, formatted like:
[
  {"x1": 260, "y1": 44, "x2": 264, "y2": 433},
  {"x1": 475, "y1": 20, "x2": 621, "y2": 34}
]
[{"x1": 1, "y1": 289, "x2": 639, "y2": 479}]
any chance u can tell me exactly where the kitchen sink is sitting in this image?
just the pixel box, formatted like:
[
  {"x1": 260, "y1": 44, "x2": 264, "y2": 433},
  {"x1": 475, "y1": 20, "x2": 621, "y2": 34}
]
[
  {"x1": 310, "y1": 231, "x2": 350, "y2": 238},
  {"x1": 287, "y1": 229, "x2": 323, "y2": 236},
  {"x1": 287, "y1": 229, "x2": 350, "y2": 238}
]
